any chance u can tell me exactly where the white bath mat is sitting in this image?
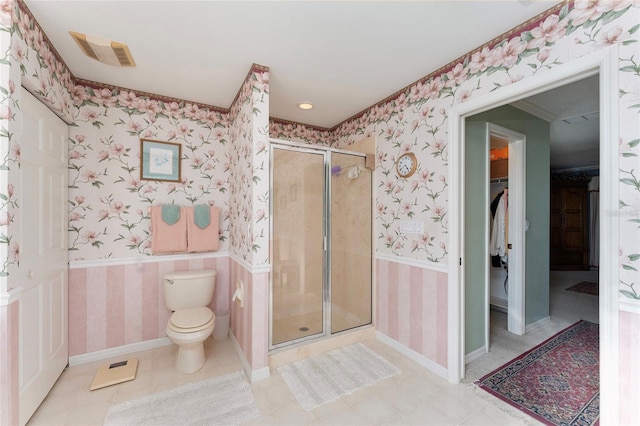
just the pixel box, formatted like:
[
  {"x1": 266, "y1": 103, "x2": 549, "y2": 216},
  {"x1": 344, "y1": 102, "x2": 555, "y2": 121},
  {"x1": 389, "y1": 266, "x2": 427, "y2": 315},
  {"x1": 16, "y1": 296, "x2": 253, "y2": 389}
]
[
  {"x1": 103, "y1": 371, "x2": 260, "y2": 426},
  {"x1": 277, "y1": 343, "x2": 400, "y2": 411}
]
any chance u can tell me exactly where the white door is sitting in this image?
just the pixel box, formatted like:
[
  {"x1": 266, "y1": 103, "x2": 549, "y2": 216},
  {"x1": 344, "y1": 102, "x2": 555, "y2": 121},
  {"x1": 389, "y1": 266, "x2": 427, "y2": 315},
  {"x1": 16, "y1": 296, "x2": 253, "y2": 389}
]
[
  {"x1": 487, "y1": 124, "x2": 526, "y2": 336},
  {"x1": 18, "y1": 90, "x2": 68, "y2": 426}
]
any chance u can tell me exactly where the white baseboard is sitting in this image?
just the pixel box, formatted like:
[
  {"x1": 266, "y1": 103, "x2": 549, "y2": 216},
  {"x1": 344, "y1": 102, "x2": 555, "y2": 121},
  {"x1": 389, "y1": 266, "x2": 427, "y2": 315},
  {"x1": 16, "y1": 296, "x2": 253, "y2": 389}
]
[
  {"x1": 525, "y1": 316, "x2": 550, "y2": 334},
  {"x1": 489, "y1": 303, "x2": 508, "y2": 314},
  {"x1": 68, "y1": 337, "x2": 172, "y2": 366},
  {"x1": 229, "y1": 330, "x2": 270, "y2": 382},
  {"x1": 465, "y1": 345, "x2": 488, "y2": 364},
  {"x1": 375, "y1": 331, "x2": 448, "y2": 380}
]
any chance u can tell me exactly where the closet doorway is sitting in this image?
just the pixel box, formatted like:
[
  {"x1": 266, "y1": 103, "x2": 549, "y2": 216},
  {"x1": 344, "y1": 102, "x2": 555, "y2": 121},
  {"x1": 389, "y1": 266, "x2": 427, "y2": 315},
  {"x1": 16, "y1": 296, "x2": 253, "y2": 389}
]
[
  {"x1": 269, "y1": 142, "x2": 373, "y2": 349},
  {"x1": 487, "y1": 124, "x2": 526, "y2": 338},
  {"x1": 463, "y1": 121, "x2": 526, "y2": 360}
]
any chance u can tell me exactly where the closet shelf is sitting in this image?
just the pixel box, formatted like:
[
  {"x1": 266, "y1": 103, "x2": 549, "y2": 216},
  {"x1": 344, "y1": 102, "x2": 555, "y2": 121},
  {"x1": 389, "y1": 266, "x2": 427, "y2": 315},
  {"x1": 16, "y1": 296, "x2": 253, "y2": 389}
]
[{"x1": 490, "y1": 177, "x2": 509, "y2": 184}]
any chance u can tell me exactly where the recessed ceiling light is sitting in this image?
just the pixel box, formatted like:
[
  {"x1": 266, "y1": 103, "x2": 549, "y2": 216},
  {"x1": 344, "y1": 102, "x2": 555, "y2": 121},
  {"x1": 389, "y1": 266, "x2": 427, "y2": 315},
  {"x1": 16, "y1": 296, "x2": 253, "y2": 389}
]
[{"x1": 297, "y1": 102, "x2": 314, "y2": 110}]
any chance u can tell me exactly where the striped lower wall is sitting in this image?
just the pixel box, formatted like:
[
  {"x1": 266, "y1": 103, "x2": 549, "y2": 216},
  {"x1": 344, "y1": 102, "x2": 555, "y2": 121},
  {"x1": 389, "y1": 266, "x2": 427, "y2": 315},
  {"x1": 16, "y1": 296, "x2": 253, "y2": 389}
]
[
  {"x1": 0, "y1": 301, "x2": 18, "y2": 426},
  {"x1": 376, "y1": 258, "x2": 448, "y2": 369},
  {"x1": 68, "y1": 256, "x2": 230, "y2": 357},
  {"x1": 229, "y1": 259, "x2": 269, "y2": 371},
  {"x1": 619, "y1": 310, "x2": 640, "y2": 424}
]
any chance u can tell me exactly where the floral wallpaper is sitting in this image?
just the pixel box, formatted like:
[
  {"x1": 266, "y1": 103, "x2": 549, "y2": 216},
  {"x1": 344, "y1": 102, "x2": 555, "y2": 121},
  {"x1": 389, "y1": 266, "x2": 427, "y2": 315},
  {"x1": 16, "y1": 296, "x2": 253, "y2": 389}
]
[
  {"x1": 228, "y1": 67, "x2": 270, "y2": 265},
  {"x1": 327, "y1": 2, "x2": 640, "y2": 300},
  {"x1": 0, "y1": 1, "x2": 14, "y2": 290},
  {"x1": 12, "y1": 1, "x2": 74, "y2": 121},
  {"x1": 67, "y1": 85, "x2": 231, "y2": 260},
  {"x1": 250, "y1": 70, "x2": 270, "y2": 266},
  {"x1": 269, "y1": 119, "x2": 332, "y2": 146},
  {"x1": 2, "y1": 0, "x2": 640, "y2": 295}
]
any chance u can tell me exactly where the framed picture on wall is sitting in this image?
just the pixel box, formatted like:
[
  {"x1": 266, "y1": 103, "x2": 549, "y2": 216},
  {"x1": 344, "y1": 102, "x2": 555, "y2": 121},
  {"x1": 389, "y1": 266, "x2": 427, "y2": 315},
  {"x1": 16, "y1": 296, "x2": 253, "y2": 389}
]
[{"x1": 140, "y1": 139, "x2": 182, "y2": 182}]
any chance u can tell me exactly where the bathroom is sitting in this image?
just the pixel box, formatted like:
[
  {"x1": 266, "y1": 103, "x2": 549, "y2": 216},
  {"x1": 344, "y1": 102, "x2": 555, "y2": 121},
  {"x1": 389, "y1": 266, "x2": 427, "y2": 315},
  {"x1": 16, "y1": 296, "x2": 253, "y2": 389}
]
[
  {"x1": 5, "y1": 45, "x2": 449, "y2": 417},
  {"x1": 61, "y1": 65, "x2": 380, "y2": 381}
]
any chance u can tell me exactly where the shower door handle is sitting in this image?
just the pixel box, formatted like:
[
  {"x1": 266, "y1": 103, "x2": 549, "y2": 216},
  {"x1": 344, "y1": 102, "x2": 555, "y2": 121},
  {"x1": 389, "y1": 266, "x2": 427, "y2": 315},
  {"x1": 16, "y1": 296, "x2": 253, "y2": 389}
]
[{"x1": 323, "y1": 236, "x2": 327, "y2": 251}]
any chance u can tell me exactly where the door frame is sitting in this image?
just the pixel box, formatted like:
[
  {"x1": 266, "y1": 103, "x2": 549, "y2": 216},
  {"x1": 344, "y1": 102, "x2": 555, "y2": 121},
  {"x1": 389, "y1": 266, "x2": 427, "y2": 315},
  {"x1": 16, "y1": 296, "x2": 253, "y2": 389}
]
[
  {"x1": 448, "y1": 45, "x2": 619, "y2": 425},
  {"x1": 18, "y1": 89, "x2": 69, "y2": 426},
  {"x1": 486, "y1": 124, "x2": 526, "y2": 337}
]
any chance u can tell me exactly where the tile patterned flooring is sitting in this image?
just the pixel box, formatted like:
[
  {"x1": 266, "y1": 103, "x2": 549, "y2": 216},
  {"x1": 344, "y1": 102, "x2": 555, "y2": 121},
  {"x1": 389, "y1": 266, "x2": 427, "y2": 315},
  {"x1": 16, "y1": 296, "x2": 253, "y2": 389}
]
[
  {"x1": 29, "y1": 271, "x2": 597, "y2": 425},
  {"x1": 27, "y1": 336, "x2": 533, "y2": 426}
]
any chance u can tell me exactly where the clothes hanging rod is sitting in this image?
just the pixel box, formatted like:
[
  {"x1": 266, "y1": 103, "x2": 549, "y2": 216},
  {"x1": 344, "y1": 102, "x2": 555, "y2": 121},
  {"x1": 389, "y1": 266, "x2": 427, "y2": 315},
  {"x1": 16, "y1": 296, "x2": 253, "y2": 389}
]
[{"x1": 490, "y1": 177, "x2": 509, "y2": 183}]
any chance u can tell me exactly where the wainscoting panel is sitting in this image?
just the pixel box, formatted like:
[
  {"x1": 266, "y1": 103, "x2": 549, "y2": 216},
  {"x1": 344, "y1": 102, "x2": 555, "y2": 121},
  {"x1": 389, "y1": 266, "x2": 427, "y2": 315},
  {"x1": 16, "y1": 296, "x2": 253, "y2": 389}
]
[
  {"x1": 619, "y1": 310, "x2": 640, "y2": 425},
  {"x1": 0, "y1": 301, "x2": 18, "y2": 426},
  {"x1": 376, "y1": 258, "x2": 448, "y2": 368},
  {"x1": 229, "y1": 259, "x2": 269, "y2": 372},
  {"x1": 68, "y1": 256, "x2": 230, "y2": 356}
]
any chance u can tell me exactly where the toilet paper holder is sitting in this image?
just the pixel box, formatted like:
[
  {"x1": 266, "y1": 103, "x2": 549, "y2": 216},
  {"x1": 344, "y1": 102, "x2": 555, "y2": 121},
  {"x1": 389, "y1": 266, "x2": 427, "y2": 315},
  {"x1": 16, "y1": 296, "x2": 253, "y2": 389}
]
[{"x1": 232, "y1": 279, "x2": 244, "y2": 308}]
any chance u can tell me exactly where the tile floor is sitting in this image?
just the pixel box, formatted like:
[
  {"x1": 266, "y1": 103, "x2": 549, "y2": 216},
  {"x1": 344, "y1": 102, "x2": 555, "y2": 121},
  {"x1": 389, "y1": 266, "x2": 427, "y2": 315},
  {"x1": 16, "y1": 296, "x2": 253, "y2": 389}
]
[
  {"x1": 29, "y1": 270, "x2": 596, "y2": 425},
  {"x1": 27, "y1": 335, "x2": 537, "y2": 426}
]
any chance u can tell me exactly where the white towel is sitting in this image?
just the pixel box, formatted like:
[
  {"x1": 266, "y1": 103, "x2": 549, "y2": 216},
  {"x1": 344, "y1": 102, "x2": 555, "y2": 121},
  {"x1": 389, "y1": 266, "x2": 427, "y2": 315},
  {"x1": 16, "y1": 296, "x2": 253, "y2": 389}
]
[{"x1": 490, "y1": 196, "x2": 507, "y2": 258}]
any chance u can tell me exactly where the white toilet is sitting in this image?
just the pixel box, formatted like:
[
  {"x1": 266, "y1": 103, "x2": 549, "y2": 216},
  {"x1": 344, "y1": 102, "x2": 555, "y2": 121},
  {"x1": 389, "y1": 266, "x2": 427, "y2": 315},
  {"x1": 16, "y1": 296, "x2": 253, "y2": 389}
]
[{"x1": 163, "y1": 269, "x2": 217, "y2": 374}]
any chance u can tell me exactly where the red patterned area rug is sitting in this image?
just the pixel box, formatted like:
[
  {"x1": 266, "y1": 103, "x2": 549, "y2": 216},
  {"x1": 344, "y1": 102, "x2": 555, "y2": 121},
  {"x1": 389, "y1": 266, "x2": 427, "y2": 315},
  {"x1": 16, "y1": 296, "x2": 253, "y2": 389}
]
[
  {"x1": 476, "y1": 320, "x2": 599, "y2": 426},
  {"x1": 566, "y1": 281, "x2": 599, "y2": 296}
]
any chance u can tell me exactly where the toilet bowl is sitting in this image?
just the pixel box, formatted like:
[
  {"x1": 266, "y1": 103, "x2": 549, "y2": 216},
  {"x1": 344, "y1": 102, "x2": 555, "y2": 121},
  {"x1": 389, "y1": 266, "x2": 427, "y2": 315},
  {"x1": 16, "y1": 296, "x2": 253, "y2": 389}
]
[
  {"x1": 162, "y1": 269, "x2": 217, "y2": 374},
  {"x1": 166, "y1": 306, "x2": 216, "y2": 374}
]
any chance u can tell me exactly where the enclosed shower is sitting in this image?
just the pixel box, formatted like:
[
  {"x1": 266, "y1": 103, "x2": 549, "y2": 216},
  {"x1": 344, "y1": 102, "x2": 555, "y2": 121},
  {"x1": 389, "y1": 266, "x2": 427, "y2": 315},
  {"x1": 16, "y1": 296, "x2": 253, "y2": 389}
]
[{"x1": 270, "y1": 142, "x2": 372, "y2": 349}]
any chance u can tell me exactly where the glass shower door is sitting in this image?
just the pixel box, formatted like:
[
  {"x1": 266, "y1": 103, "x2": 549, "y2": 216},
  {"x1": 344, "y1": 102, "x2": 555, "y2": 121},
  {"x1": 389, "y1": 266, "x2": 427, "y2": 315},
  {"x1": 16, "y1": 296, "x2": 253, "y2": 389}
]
[
  {"x1": 271, "y1": 147, "x2": 326, "y2": 346},
  {"x1": 330, "y1": 153, "x2": 372, "y2": 333}
]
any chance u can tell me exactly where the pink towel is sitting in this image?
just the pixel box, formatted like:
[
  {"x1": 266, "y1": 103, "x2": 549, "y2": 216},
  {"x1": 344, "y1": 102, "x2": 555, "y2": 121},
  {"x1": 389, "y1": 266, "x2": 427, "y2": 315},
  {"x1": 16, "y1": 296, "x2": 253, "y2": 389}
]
[
  {"x1": 150, "y1": 205, "x2": 188, "y2": 253},
  {"x1": 186, "y1": 205, "x2": 220, "y2": 252}
]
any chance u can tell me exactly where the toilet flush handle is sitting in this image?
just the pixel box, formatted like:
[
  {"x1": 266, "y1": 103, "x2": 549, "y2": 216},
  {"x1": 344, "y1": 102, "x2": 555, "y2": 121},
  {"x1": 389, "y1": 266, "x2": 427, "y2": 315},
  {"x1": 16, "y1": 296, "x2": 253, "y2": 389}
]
[{"x1": 167, "y1": 279, "x2": 175, "y2": 285}]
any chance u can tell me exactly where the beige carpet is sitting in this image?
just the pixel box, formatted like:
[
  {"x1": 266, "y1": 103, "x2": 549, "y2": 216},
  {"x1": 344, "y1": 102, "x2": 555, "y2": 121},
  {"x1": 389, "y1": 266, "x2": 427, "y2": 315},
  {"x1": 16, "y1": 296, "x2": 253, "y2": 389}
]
[
  {"x1": 465, "y1": 270, "x2": 599, "y2": 384},
  {"x1": 566, "y1": 281, "x2": 599, "y2": 296}
]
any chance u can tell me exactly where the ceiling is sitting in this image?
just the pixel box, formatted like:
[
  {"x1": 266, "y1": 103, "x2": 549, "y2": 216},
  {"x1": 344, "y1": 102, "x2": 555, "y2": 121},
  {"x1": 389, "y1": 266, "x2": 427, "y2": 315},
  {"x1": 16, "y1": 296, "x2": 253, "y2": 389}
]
[
  {"x1": 512, "y1": 75, "x2": 600, "y2": 171},
  {"x1": 24, "y1": 0, "x2": 597, "y2": 170}
]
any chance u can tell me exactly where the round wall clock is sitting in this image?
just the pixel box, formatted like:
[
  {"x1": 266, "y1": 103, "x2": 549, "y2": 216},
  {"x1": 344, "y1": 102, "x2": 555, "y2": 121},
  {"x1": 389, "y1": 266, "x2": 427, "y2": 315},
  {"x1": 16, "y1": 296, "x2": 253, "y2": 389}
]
[{"x1": 396, "y1": 152, "x2": 417, "y2": 178}]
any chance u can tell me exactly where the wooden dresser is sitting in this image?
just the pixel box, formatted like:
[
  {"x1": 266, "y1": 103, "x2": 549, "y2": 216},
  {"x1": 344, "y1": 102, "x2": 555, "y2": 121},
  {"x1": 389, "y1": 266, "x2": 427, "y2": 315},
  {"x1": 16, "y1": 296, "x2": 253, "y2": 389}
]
[{"x1": 550, "y1": 180, "x2": 589, "y2": 270}]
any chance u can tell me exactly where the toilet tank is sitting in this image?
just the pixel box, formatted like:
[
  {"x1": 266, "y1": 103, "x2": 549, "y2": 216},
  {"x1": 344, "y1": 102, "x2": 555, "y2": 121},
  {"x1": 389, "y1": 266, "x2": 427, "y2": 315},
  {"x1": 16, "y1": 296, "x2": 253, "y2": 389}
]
[{"x1": 163, "y1": 269, "x2": 217, "y2": 311}]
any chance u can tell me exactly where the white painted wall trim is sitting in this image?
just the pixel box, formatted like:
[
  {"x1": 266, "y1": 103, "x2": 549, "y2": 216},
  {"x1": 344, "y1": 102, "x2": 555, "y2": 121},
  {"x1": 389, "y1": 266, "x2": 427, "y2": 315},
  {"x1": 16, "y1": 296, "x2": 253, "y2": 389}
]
[
  {"x1": 229, "y1": 254, "x2": 271, "y2": 275},
  {"x1": 375, "y1": 331, "x2": 448, "y2": 380},
  {"x1": 510, "y1": 98, "x2": 558, "y2": 122},
  {"x1": 525, "y1": 316, "x2": 550, "y2": 334},
  {"x1": 68, "y1": 337, "x2": 172, "y2": 366},
  {"x1": 69, "y1": 251, "x2": 229, "y2": 269},
  {"x1": 448, "y1": 106, "x2": 464, "y2": 385},
  {"x1": 229, "y1": 330, "x2": 270, "y2": 382},
  {"x1": 597, "y1": 45, "x2": 620, "y2": 426},
  {"x1": 488, "y1": 123, "x2": 527, "y2": 336},
  {"x1": 620, "y1": 299, "x2": 640, "y2": 315},
  {"x1": 0, "y1": 288, "x2": 21, "y2": 306},
  {"x1": 375, "y1": 253, "x2": 448, "y2": 273},
  {"x1": 448, "y1": 46, "x2": 620, "y2": 426},
  {"x1": 465, "y1": 345, "x2": 488, "y2": 365}
]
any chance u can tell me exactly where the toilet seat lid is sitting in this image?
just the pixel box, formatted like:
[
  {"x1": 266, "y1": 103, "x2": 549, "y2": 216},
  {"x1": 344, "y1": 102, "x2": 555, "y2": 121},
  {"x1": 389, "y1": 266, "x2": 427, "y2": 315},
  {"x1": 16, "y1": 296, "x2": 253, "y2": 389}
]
[{"x1": 170, "y1": 307, "x2": 213, "y2": 329}]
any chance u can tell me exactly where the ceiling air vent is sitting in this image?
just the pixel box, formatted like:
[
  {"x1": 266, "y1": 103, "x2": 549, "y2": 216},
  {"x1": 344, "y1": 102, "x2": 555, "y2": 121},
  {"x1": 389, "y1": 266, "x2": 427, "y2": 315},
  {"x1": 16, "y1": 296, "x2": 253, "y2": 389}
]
[{"x1": 69, "y1": 31, "x2": 136, "y2": 67}]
